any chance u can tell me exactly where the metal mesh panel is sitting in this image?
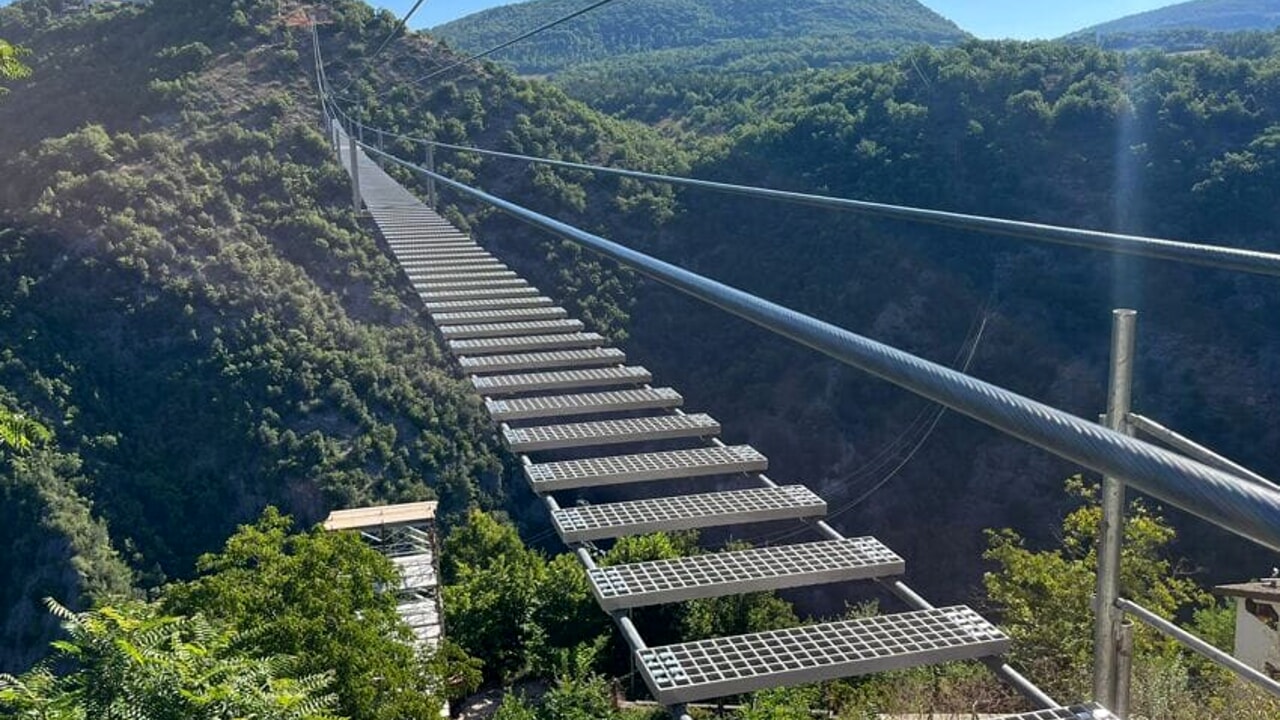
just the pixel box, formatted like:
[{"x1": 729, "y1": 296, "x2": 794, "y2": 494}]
[
  {"x1": 458, "y1": 348, "x2": 627, "y2": 375},
  {"x1": 638, "y1": 606, "x2": 1009, "y2": 704},
  {"x1": 994, "y1": 707, "x2": 1118, "y2": 720},
  {"x1": 426, "y1": 296, "x2": 554, "y2": 313},
  {"x1": 524, "y1": 444, "x2": 763, "y2": 491},
  {"x1": 414, "y1": 278, "x2": 528, "y2": 291},
  {"x1": 589, "y1": 538, "x2": 902, "y2": 610},
  {"x1": 441, "y1": 319, "x2": 585, "y2": 340},
  {"x1": 449, "y1": 332, "x2": 604, "y2": 355},
  {"x1": 434, "y1": 307, "x2": 568, "y2": 326},
  {"x1": 471, "y1": 366, "x2": 649, "y2": 395},
  {"x1": 392, "y1": 554, "x2": 438, "y2": 592},
  {"x1": 503, "y1": 413, "x2": 719, "y2": 452},
  {"x1": 552, "y1": 485, "x2": 825, "y2": 542},
  {"x1": 409, "y1": 271, "x2": 519, "y2": 283},
  {"x1": 486, "y1": 387, "x2": 681, "y2": 421},
  {"x1": 401, "y1": 260, "x2": 505, "y2": 271},
  {"x1": 421, "y1": 286, "x2": 540, "y2": 301}
]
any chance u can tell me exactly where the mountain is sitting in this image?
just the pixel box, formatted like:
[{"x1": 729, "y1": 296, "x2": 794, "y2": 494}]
[
  {"x1": 0, "y1": 0, "x2": 679, "y2": 670},
  {"x1": 1073, "y1": 0, "x2": 1280, "y2": 43},
  {"x1": 432, "y1": 0, "x2": 968, "y2": 75}
]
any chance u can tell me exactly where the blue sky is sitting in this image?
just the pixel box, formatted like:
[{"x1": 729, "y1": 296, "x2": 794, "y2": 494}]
[{"x1": 390, "y1": 0, "x2": 1178, "y2": 37}]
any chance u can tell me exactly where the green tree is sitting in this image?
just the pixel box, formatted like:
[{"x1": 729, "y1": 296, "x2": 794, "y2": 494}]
[
  {"x1": 164, "y1": 508, "x2": 445, "y2": 720},
  {"x1": 0, "y1": 39, "x2": 30, "y2": 94},
  {"x1": 0, "y1": 598, "x2": 338, "y2": 720},
  {"x1": 983, "y1": 477, "x2": 1206, "y2": 703},
  {"x1": 0, "y1": 407, "x2": 50, "y2": 456}
]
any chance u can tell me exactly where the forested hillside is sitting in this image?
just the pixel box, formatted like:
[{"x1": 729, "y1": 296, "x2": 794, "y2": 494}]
[
  {"x1": 1078, "y1": 0, "x2": 1280, "y2": 36},
  {"x1": 0, "y1": 0, "x2": 677, "y2": 671},
  {"x1": 596, "y1": 37, "x2": 1280, "y2": 602},
  {"x1": 433, "y1": 0, "x2": 966, "y2": 76}
]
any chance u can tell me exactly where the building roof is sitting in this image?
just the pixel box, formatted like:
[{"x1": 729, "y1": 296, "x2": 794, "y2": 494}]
[
  {"x1": 323, "y1": 501, "x2": 438, "y2": 531},
  {"x1": 1214, "y1": 580, "x2": 1280, "y2": 603}
]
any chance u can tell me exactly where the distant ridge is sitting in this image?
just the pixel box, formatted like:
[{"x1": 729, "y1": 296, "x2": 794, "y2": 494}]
[
  {"x1": 432, "y1": 0, "x2": 967, "y2": 75},
  {"x1": 1073, "y1": 0, "x2": 1280, "y2": 37}
]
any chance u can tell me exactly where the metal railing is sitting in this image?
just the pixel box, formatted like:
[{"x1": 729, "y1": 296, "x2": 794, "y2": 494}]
[
  {"x1": 325, "y1": 102, "x2": 1280, "y2": 280},
  {"x1": 355, "y1": 137, "x2": 1280, "y2": 553}
]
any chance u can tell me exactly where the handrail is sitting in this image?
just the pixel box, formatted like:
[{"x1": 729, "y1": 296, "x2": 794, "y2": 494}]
[
  {"x1": 358, "y1": 138, "x2": 1280, "y2": 555},
  {"x1": 1116, "y1": 597, "x2": 1280, "y2": 700},
  {"x1": 333, "y1": 105, "x2": 1280, "y2": 279}
]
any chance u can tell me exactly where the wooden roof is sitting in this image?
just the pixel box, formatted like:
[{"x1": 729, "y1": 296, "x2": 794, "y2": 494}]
[{"x1": 323, "y1": 501, "x2": 438, "y2": 531}]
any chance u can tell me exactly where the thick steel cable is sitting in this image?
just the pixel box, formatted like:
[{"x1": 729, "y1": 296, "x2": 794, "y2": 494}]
[
  {"x1": 350, "y1": 129, "x2": 1280, "y2": 279},
  {"x1": 376, "y1": 0, "x2": 627, "y2": 97},
  {"x1": 361, "y1": 140, "x2": 1280, "y2": 554}
]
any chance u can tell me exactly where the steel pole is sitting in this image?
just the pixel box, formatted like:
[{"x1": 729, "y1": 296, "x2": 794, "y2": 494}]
[
  {"x1": 426, "y1": 144, "x2": 438, "y2": 209},
  {"x1": 348, "y1": 130, "x2": 362, "y2": 213},
  {"x1": 1093, "y1": 309, "x2": 1137, "y2": 707},
  {"x1": 1129, "y1": 413, "x2": 1278, "y2": 491},
  {"x1": 1114, "y1": 619, "x2": 1134, "y2": 719}
]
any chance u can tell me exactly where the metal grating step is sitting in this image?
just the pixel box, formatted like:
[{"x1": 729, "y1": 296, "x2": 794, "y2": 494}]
[
  {"x1": 589, "y1": 538, "x2": 903, "y2": 611},
  {"x1": 402, "y1": 260, "x2": 506, "y2": 272},
  {"x1": 994, "y1": 708, "x2": 1118, "y2": 720},
  {"x1": 449, "y1": 332, "x2": 605, "y2": 356},
  {"x1": 524, "y1": 444, "x2": 765, "y2": 492},
  {"x1": 504, "y1": 413, "x2": 719, "y2": 452},
  {"x1": 552, "y1": 485, "x2": 825, "y2": 542},
  {"x1": 415, "y1": 278, "x2": 529, "y2": 291},
  {"x1": 434, "y1": 306, "x2": 568, "y2": 326},
  {"x1": 441, "y1": 319, "x2": 585, "y2": 340},
  {"x1": 426, "y1": 296, "x2": 555, "y2": 313},
  {"x1": 486, "y1": 387, "x2": 683, "y2": 422},
  {"x1": 394, "y1": 248, "x2": 487, "y2": 257},
  {"x1": 637, "y1": 606, "x2": 1009, "y2": 704},
  {"x1": 408, "y1": 271, "x2": 519, "y2": 283},
  {"x1": 422, "y1": 286, "x2": 541, "y2": 302},
  {"x1": 471, "y1": 366, "x2": 652, "y2": 396},
  {"x1": 459, "y1": 348, "x2": 627, "y2": 375}
]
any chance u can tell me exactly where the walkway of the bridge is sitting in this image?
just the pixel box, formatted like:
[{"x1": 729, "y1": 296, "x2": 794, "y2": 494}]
[{"x1": 334, "y1": 125, "x2": 1115, "y2": 720}]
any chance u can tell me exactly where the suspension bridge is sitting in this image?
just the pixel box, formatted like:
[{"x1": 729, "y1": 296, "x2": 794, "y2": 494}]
[{"x1": 309, "y1": 19, "x2": 1280, "y2": 720}]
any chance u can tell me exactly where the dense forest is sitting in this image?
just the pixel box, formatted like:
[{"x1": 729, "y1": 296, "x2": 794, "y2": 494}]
[
  {"x1": 3, "y1": 0, "x2": 1280, "y2": 716},
  {"x1": 433, "y1": 0, "x2": 966, "y2": 75},
  {"x1": 1077, "y1": 0, "x2": 1280, "y2": 37}
]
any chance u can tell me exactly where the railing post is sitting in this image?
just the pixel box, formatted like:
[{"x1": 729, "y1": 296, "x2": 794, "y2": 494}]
[
  {"x1": 1093, "y1": 309, "x2": 1137, "y2": 708},
  {"x1": 1114, "y1": 618, "x2": 1134, "y2": 719},
  {"x1": 349, "y1": 127, "x2": 362, "y2": 213},
  {"x1": 425, "y1": 143, "x2": 438, "y2": 209},
  {"x1": 377, "y1": 128, "x2": 385, "y2": 168}
]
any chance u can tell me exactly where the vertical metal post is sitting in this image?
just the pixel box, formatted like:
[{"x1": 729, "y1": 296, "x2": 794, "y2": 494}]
[
  {"x1": 1114, "y1": 618, "x2": 1134, "y2": 719},
  {"x1": 425, "y1": 143, "x2": 438, "y2": 209},
  {"x1": 357, "y1": 121, "x2": 364, "y2": 144},
  {"x1": 1093, "y1": 309, "x2": 1137, "y2": 708},
  {"x1": 377, "y1": 128, "x2": 385, "y2": 168},
  {"x1": 349, "y1": 128, "x2": 362, "y2": 213}
]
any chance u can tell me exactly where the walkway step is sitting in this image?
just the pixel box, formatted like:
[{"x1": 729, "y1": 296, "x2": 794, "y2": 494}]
[
  {"x1": 590, "y1": 537, "x2": 902, "y2": 611},
  {"x1": 637, "y1": 606, "x2": 1009, "y2": 704},
  {"x1": 994, "y1": 708, "x2": 1118, "y2": 720},
  {"x1": 503, "y1": 413, "x2": 719, "y2": 452},
  {"x1": 441, "y1": 319, "x2": 585, "y2": 340},
  {"x1": 449, "y1": 332, "x2": 604, "y2": 356},
  {"x1": 524, "y1": 444, "x2": 765, "y2": 492},
  {"x1": 434, "y1": 306, "x2": 568, "y2": 326},
  {"x1": 459, "y1": 348, "x2": 626, "y2": 375},
  {"x1": 551, "y1": 485, "x2": 825, "y2": 542},
  {"x1": 409, "y1": 270, "x2": 519, "y2": 283},
  {"x1": 402, "y1": 260, "x2": 506, "y2": 272},
  {"x1": 422, "y1": 286, "x2": 541, "y2": 302},
  {"x1": 416, "y1": 278, "x2": 529, "y2": 291},
  {"x1": 487, "y1": 387, "x2": 682, "y2": 422},
  {"x1": 426, "y1": 296, "x2": 555, "y2": 313},
  {"x1": 471, "y1": 366, "x2": 651, "y2": 396}
]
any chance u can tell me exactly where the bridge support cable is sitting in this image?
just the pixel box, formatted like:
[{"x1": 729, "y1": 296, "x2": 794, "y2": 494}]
[
  {"x1": 357, "y1": 139, "x2": 1280, "y2": 555},
  {"x1": 327, "y1": 121, "x2": 1085, "y2": 715},
  {"x1": 349, "y1": 122, "x2": 1280, "y2": 279}
]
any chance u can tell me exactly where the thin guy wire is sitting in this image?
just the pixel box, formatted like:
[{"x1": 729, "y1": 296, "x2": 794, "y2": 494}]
[
  {"x1": 376, "y1": 0, "x2": 628, "y2": 97},
  {"x1": 336, "y1": 0, "x2": 432, "y2": 95}
]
